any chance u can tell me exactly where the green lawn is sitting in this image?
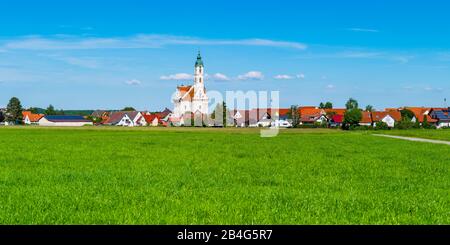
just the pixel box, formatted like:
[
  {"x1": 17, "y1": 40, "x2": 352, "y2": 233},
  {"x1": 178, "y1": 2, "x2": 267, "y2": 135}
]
[
  {"x1": 371, "y1": 129, "x2": 450, "y2": 141},
  {"x1": 0, "y1": 127, "x2": 448, "y2": 224}
]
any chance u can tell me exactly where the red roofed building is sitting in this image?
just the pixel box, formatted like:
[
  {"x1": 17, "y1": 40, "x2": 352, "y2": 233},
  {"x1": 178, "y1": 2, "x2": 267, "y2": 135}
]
[
  {"x1": 298, "y1": 106, "x2": 327, "y2": 124},
  {"x1": 324, "y1": 108, "x2": 346, "y2": 116},
  {"x1": 329, "y1": 114, "x2": 343, "y2": 127},
  {"x1": 143, "y1": 114, "x2": 163, "y2": 127},
  {"x1": 371, "y1": 110, "x2": 402, "y2": 127},
  {"x1": 22, "y1": 111, "x2": 44, "y2": 125},
  {"x1": 402, "y1": 107, "x2": 437, "y2": 124},
  {"x1": 359, "y1": 111, "x2": 373, "y2": 126}
]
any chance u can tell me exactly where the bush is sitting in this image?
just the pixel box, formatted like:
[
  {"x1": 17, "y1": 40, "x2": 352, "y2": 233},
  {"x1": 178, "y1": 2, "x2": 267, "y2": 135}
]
[
  {"x1": 348, "y1": 125, "x2": 372, "y2": 131},
  {"x1": 395, "y1": 119, "x2": 415, "y2": 130},
  {"x1": 374, "y1": 121, "x2": 389, "y2": 130}
]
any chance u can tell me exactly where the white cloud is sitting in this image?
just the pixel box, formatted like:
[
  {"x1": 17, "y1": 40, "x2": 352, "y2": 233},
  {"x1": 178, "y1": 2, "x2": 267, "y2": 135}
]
[
  {"x1": 326, "y1": 84, "x2": 335, "y2": 89},
  {"x1": 337, "y1": 51, "x2": 384, "y2": 58},
  {"x1": 296, "y1": 73, "x2": 305, "y2": 79},
  {"x1": 212, "y1": 73, "x2": 230, "y2": 81},
  {"x1": 392, "y1": 56, "x2": 413, "y2": 64},
  {"x1": 0, "y1": 35, "x2": 307, "y2": 51},
  {"x1": 238, "y1": 71, "x2": 264, "y2": 80},
  {"x1": 403, "y1": 86, "x2": 414, "y2": 91},
  {"x1": 125, "y1": 79, "x2": 141, "y2": 86},
  {"x1": 424, "y1": 86, "x2": 444, "y2": 92},
  {"x1": 55, "y1": 56, "x2": 100, "y2": 69},
  {"x1": 274, "y1": 74, "x2": 294, "y2": 80},
  {"x1": 346, "y1": 28, "x2": 379, "y2": 33},
  {"x1": 160, "y1": 73, "x2": 193, "y2": 80}
]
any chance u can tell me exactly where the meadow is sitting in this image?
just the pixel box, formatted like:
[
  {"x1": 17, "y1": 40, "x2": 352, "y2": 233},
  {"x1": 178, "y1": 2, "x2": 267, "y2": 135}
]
[
  {"x1": 0, "y1": 127, "x2": 448, "y2": 224},
  {"x1": 372, "y1": 129, "x2": 450, "y2": 141}
]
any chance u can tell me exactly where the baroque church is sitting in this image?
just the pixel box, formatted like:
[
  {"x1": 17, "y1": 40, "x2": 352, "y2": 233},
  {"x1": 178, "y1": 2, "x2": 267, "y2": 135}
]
[{"x1": 172, "y1": 52, "x2": 209, "y2": 118}]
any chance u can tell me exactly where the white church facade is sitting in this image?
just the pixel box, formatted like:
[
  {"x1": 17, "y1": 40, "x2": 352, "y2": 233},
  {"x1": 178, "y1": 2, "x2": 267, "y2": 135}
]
[{"x1": 172, "y1": 52, "x2": 209, "y2": 118}]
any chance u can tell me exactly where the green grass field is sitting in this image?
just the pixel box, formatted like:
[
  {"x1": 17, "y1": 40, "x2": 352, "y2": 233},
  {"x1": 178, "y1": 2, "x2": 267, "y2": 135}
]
[
  {"x1": 372, "y1": 129, "x2": 450, "y2": 141},
  {"x1": 0, "y1": 127, "x2": 448, "y2": 224}
]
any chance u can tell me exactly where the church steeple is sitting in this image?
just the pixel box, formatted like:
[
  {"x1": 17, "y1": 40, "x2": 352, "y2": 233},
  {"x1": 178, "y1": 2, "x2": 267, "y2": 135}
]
[
  {"x1": 195, "y1": 51, "x2": 203, "y2": 68},
  {"x1": 194, "y1": 51, "x2": 204, "y2": 84}
]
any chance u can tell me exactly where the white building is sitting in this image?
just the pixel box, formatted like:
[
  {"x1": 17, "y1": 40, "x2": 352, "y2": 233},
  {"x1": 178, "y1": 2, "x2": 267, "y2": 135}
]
[
  {"x1": 172, "y1": 52, "x2": 209, "y2": 118},
  {"x1": 104, "y1": 111, "x2": 146, "y2": 127},
  {"x1": 38, "y1": 115, "x2": 93, "y2": 127}
]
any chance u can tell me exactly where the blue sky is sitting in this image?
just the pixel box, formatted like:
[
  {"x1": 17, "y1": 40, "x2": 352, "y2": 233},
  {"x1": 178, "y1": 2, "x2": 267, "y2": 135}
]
[{"x1": 0, "y1": 0, "x2": 449, "y2": 110}]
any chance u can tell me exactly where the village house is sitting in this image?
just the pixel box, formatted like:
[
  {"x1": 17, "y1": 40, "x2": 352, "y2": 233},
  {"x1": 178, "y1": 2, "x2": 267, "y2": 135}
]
[
  {"x1": 91, "y1": 110, "x2": 111, "y2": 124},
  {"x1": 359, "y1": 111, "x2": 373, "y2": 126},
  {"x1": 371, "y1": 110, "x2": 402, "y2": 128},
  {"x1": 402, "y1": 107, "x2": 437, "y2": 126},
  {"x1": 143, "y1": 114, "x2": 164, "y2": 127},
  {"x1": 22, "y1": 111, "x2": 44, "y2": 125},
  {"x1": 270, "y1": 108, "x2": 292, "y2": 128},
  {"x1": 329, "y1": 114, "x2": 344, "y2": 127},
  {"x1": 104, "y1": 111, "x2": 146, "y2": 127},
  {"x1": 38, "y1": 115, "x2": 93, "y2": 127},
  {"x1": 429, "y1": 108, "x2": 450, "y2": 128},
  {"x1": 299, "y1": 106, "x2": 327, "y2": 125}
]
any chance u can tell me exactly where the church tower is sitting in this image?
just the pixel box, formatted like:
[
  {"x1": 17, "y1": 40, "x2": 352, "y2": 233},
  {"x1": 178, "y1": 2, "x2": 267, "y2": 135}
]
[
  {"x1": 192, "y1": 52, "x2": 208, "y2": 115},
  {"x1": 194, "y1": 51, "x2": 204, "y2": 85},
  {"x1": 172, "y1": 52, "x2": 209, "y2": 119}
]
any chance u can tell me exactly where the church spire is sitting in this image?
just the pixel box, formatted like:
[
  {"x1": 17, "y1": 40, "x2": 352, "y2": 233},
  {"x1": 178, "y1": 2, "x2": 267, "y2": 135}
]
[{"x1": 195, "y1": 51, "x2": 203, "y2": 67}]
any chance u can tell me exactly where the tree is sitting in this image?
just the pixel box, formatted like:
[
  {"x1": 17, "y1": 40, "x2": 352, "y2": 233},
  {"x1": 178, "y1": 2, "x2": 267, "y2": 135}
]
[
  {"x1": 375, "y1": 121, "x2": 389, "y2": 130},
  {"x1": 211, "y1": 102, "x2": 227, "y2": 127},
  {"x1": 365, "y1": 105, "x2": 374, "y2": 112},
  {"x1": 319, "y1": 102, "x2": 333, "y2": 109},
  {"x1": 288, "y1": 105, "x2": 301, "y2": 128},
  {"x1": 222, "y1": 102, "x2": 227, "y2": 127},
  {"x1": 343, "y1": 109, "x2": 362, "y2": 129},
  {"x1": 422, "y1": 115, "x2": 433, "y2": 129},
  {"x1": 27, "y1": 107, "x2": 40, "y2": 114},
  {"x1": 345, "y1": 98, "x2": 359, "y2": 110},
  {"x1": 5, "y1": 97, "x2": 23, "y2": 124},
  {"x1": 400, "y1": 109, "x2": 415, "y2": 121},
  {"x1": 45, "y1": 105, "x2": 56, "y2": 115},
  {"x1": 342, "y1": 98, "x2": 361, "y2": 129},
  {"x1": 0, "y1": 111, "x2": 4, "y2": 122},
  {"x1": 122, "y1": 107, "x2": 136, "y2": 111}
]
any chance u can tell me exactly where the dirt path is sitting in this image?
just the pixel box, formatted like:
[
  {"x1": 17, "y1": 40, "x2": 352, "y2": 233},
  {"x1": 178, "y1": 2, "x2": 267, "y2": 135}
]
[{"x1": 373, "y1": 134, "x2": 450, "y2": 146}]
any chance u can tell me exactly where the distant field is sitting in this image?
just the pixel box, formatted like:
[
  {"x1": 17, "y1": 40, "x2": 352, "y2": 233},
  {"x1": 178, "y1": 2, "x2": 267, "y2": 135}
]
[
  {"x1": 0, "y1": 127, "x2": 448, "y2": 224},
  {"x1": 372, "y1": 129, "x2": 450, "y2": 141}
]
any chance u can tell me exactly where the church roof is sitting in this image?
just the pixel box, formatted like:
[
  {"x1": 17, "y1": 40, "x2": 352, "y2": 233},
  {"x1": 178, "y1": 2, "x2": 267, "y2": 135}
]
[
  {"x1": 177, "y1": 85, "x2": 194, "y2": 101},
  {"x1": 195, "y1": 51, "x2": 203, "y2": 67}
]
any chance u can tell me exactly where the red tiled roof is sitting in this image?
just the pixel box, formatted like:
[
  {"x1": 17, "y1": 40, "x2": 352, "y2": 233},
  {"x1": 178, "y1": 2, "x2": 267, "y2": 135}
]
[
  {"x1": 177, "y1": 86, "x2": 194, "y2": 101},
  {"x1": 22, "y1": 111, "x2": 44, "y2": 122},
  {"x1": 371, "y1": 110, "x2": 402, "y2": 122},
  {"x1": 324, "y1": 108, "x2": 346, "y2": 115},
  {"x1": 143, "y1": 114, "x2": 161, "y2": 124},
  {"x1": 360, "y1": 111, "x2": 372, "y2": 123},
  {"x1": 299, "y1": 106, "x2": 324, "y2": 116},
  {"x1": 403, "y1": 107, "x2": 434, "y2": 123}
]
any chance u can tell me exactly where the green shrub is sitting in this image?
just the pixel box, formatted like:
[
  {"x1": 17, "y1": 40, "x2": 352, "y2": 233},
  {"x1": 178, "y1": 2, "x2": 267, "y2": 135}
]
[{"x1": 374, "y1": 121, "x2": 389, "y2": 130}]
